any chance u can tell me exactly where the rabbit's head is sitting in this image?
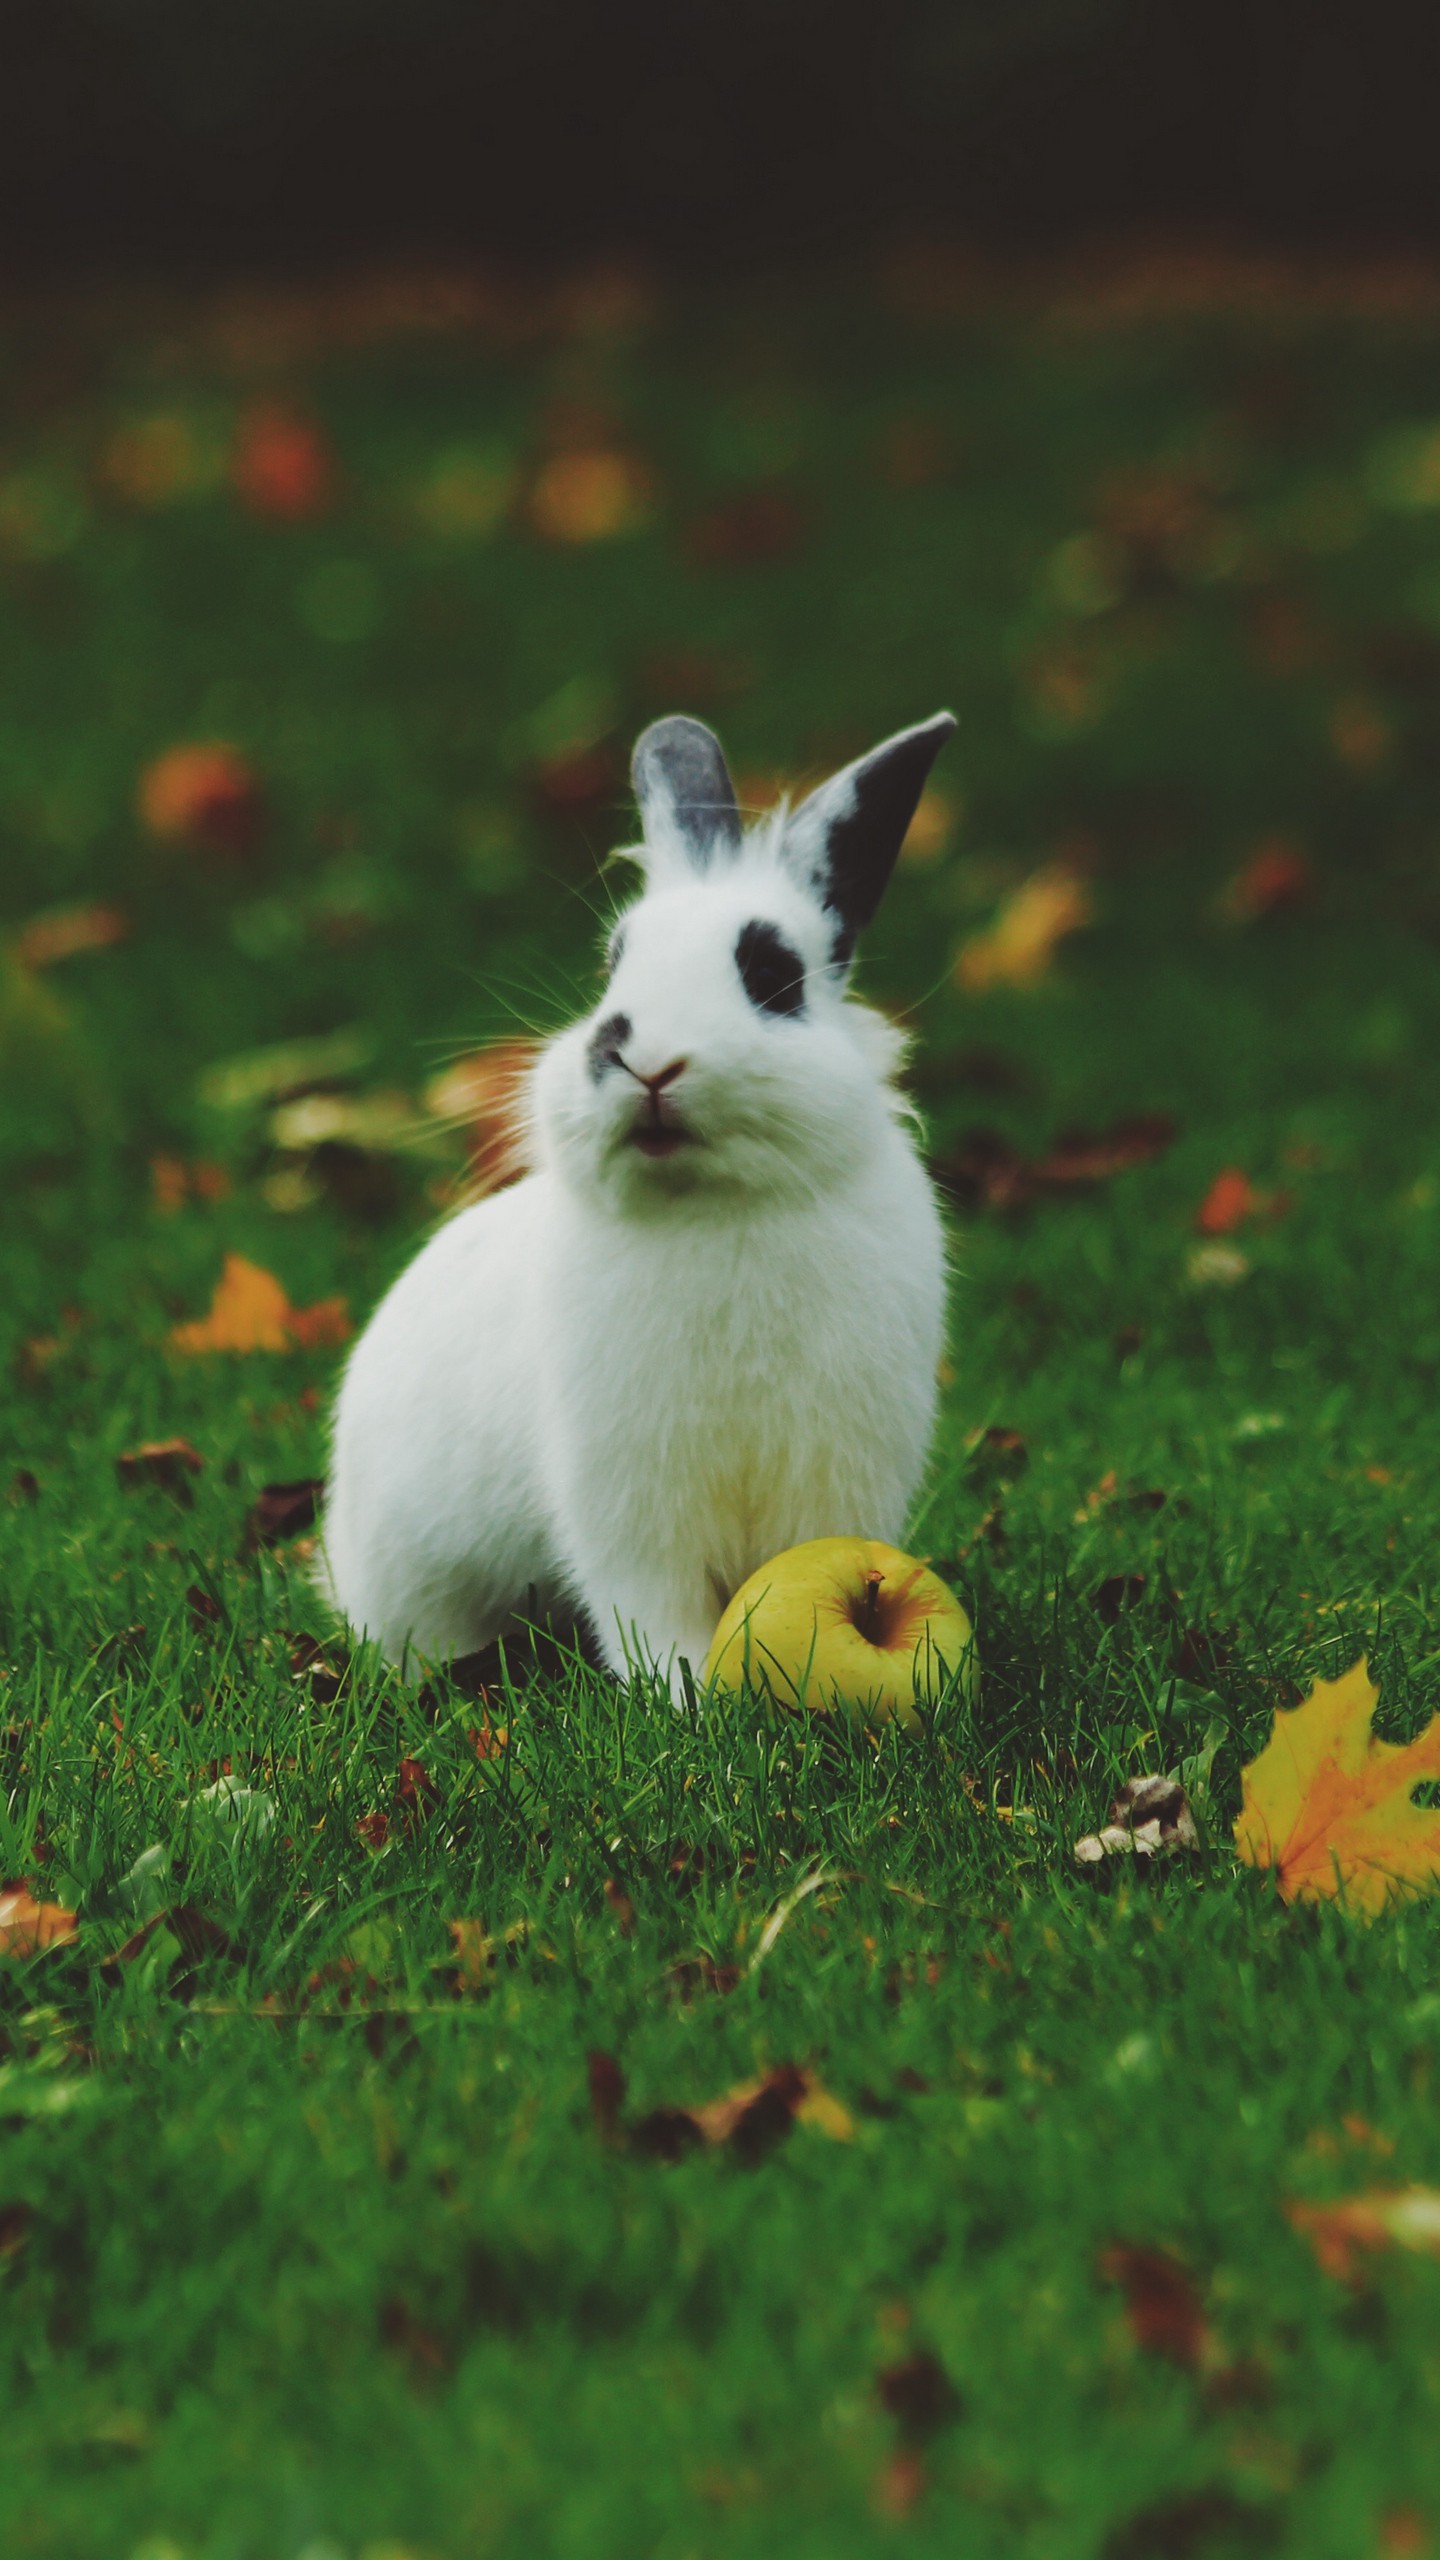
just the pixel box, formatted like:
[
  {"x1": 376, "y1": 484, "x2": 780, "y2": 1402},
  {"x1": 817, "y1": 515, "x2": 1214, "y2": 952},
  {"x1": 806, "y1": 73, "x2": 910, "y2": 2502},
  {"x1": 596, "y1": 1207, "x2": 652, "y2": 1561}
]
[{"x1": 530, "y1": 710, "x2": 955, "y2": 1210}]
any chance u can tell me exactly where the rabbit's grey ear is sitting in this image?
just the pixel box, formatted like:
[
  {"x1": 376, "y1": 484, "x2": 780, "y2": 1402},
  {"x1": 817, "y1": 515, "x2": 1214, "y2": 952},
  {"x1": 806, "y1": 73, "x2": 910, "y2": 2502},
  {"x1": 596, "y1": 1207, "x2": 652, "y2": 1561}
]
[
  {"x1": 781, "y1": 712, "x2": 957, "y2": 964},
  {"x1": 631, "y1": 715, "x2": 742, "y2": 872}
]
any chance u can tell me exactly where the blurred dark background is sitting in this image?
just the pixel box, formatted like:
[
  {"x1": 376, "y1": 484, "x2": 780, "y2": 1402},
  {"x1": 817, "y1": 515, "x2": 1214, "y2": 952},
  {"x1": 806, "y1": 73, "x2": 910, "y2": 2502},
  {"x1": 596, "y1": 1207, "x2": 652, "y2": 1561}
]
[{"x1": 4, "y1": 0, "x2": 1440, "y2": 277}]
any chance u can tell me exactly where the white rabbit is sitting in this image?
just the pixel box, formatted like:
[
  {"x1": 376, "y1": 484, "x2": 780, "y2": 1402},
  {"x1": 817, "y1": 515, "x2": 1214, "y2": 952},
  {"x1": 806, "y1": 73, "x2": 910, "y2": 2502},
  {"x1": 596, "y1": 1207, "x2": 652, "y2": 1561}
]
[{"x1": 322, "y1": 709, "x2": 955, "y2": 1693}]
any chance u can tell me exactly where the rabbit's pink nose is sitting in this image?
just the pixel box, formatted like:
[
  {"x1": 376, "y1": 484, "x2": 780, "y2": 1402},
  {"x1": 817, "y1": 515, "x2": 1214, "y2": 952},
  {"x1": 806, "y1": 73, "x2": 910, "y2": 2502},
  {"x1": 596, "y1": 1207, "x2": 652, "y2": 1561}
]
[{"x1": 638, "y1": 1058, "x2": 687, "y2": 1094}]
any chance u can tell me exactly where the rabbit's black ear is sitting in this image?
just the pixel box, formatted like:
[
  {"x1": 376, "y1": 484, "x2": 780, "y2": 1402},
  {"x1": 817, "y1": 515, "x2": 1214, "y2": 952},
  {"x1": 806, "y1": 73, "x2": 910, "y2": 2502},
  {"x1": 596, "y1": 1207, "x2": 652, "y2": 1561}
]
[
  {"x1": 631, "y1": 715, "x2": 742, "y2": 872},
  {"x1": 782, "y1": 713, "x2": 957, "y2": 964}
]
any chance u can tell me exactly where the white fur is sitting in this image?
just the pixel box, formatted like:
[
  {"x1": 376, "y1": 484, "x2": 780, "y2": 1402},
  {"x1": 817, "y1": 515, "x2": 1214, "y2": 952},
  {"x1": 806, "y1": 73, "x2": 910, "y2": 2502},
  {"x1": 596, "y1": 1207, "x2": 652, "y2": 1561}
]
[{"x1": 323, "y1": 750, "x2": 948, "y2": 1692}]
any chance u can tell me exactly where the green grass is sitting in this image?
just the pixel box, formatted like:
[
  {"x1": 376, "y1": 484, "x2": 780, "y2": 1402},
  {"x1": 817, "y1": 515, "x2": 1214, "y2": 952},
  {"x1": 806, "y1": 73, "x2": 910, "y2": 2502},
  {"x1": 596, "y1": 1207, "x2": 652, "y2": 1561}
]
[{"x1": 7, "y1": 262, "x2": 1440, "y2": 2558}]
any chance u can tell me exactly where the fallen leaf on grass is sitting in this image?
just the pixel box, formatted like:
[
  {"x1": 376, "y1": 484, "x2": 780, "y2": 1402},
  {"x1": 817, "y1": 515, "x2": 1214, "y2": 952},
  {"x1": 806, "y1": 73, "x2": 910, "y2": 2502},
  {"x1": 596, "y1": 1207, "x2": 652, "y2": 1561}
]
[
  {"x1": 663, "y1": 1953, "x2": 743, "y2": 2002},
  {"x1": 467, "y1": 1715, "x2": 508, "y2": 1760},
  {"x1": 1194, "y1": 1168, "x2": 1287, "y2": 1234},
  {"x1": 116, "y1": 1438, "x2": 205, "y2": 1501},
  {"x1": 1075, "y1": 1470, "x2": 1168, "y2": 1522},
  {"x1": 1221, "y1": 836, "x2": 1312, "y2": 922},
  {"x1": 1034, "y1": 1116, "x2": 1177, "y2": 1187},
  {"x1": 588, "y1": 2052, "x2": 853, "y2": 2161},
  {"x1": 1235, "y1": 1657, "x2": 1440, "y2": 1912},
  {"x1": 1098, "y1": 2244, "x2": 1212, "y2": 2367},
  {"x1": 287, "y1": 1632, "x2": 348, "y2": 1702},
  {"x1": 394, "y1": 1759, "x2": 438, "y2": 1825},
  {"x1": 13, "y1": 902, "x2": 129, "y2": 969},
  {"x1": 1092, "y1": 1572, "x2": 1149, "y2": 1623},
  {"x1": 102, "y1": 1904, "x2": 235, "y2": 1988},
  {"x1": 876, "y1": 2348, "x2": 963, "y2": 2441},
  {"x1": 150, "y1": 1155, "x2": 231, "y2": 1213},
  {"x1": 1075, "y1": 1774, "x2": 1200, "y2": 1868},
  {"x1": 170, "y1": 1254, "x2": 349, "y2": 1354},
  {"x1": 935, "y1": 1114, "x2": 1174, "y2": 1213},
  {"x1": 604, "y1": 1875, "x2": 636, "y2": 1935},
  {"x1": 0, "y1": 1884, "x2": 78, "y2": 1958},
  {"x1": 447, "y1": 1919, "x2": 495, "y2": 1996},
  {"x1": 138, "y1": 742, "x2": 264, "y2": 855},
  {"x1": 1379, "y1": 2508, "x2": 1431, "y2": 2559},
  {"x1": 684, "y1": 488, "x2": 807, "y2": 567},
  {"x1": 232, "y1": 403, "x2": 335, "y2": 521},
  {"x1": 0, "y1": 2201, "x2": 32, "y2": 2256},
  {"x1": 379, "y1": 2295, "x2": 448, "y2": 2380},
  {"x1": 965, "y1": 1425, "x2": 1028, "y2": 1486},
  {"x1": 245, "y1": 1478, "x2": 325, "y2": 1546},
  {"x1": 1288, "y1": 2187, "x2": 1440, "y2": 2282},
  {"x1": 955, "y1": 862, "x2": 1094, "y2": 991},
  {"x1": 528, "y1": 449, "x2": 651, "y2": 543}
]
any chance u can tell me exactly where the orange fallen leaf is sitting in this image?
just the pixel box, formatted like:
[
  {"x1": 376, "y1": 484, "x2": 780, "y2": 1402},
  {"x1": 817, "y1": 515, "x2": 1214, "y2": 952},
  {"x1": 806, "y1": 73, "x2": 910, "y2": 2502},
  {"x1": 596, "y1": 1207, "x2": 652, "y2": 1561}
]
[
  {"x1": 1195, "y1": 1167, "x2": 1270, "y2": 1234},
  {"x1": 1288, "y1": 2186, "x2": 1440, "y2": 2282},
  {"x1": 955, "y1": 864, "x2": 1093, "y2": 992},
  {"x1": 1329, "y1": 695, "x2": 1393, "y2": 775},
  {"x1": 151, "y1": 1156, "x2": 231, "y2": 1213},
  {"x1": 14, "y1": 902, "x2": 129, "y2": 969},
  {"x1": 1235, "y1": 1658, "x2": 1440, "y2": 1912},
  {"x1": 528, "y1": 449, "x2": 651, "y2": 543},
  {"x1": 0, "y1": 1882, "x2": 78, "y2": 1958},
  {"x1": 138, "y1": 742, "x2": 264, "y2": 855},
  {"x1": 1221, "y1": 836, "x2": 1311, "y2": 922},
  {"x1": 1197, "y1": 1169, "x2": 1293, "y2": 1235},
  {"x1": 233, "y1": 403, "x2": 335, "y2": 521},
  {"x1": 170, "y1": 1253, "x2": 349, "y2": 1355}
]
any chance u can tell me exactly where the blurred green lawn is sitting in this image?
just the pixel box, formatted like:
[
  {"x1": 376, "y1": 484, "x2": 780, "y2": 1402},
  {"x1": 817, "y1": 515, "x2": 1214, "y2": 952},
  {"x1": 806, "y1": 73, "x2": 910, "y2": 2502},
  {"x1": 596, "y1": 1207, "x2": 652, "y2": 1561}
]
[{"x1": 7, "y1": 259, "x2": 1440, "y2": 2560}]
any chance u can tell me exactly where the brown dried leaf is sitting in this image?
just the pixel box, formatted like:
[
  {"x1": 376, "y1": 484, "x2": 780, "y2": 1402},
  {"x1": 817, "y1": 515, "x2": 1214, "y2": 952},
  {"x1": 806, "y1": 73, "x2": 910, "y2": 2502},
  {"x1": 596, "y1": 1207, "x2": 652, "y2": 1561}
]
[
  {"x1": 1098, "y1": 2243, "x2": 1212, "y2": 2367},
  {"x1": 876, "y1": 2348, "x2": 962, "y2": 2443},
  {"x1": 935, "y1": 1114, "x2": 1174, "y2": 1214},
  {"x1": 684, "y1": 488, "x2": 807, "y2": 567},
  {"x1": 245, "y1": 1478, "x2": 324, "y2": 1547},
  {"x1": 116, "y1": 1438, "x2": 205, "y2": 1501},
  {"x1": 101, "y1": 1904, "x2": 234, "y2": 1995},
  {"x1": 587, "y1": 2049, "x2": 626, "y2": 2141},
  {"x1": 0, "y1": 2201, "x2": 32, "y2": 2256},
  {"x1": 138, "y1": 741, "x2": 265, "y2": 854},
  {"x1": 14, "y1": 903, "x2": 129, "y2": 970}
]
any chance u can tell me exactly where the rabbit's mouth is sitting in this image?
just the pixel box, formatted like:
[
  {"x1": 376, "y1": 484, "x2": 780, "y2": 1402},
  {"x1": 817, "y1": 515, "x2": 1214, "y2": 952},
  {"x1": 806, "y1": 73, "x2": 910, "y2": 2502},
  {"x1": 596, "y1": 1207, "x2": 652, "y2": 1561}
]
[{"x1": 628, "y1": 1122, "x2": 695, "y2": 1160}]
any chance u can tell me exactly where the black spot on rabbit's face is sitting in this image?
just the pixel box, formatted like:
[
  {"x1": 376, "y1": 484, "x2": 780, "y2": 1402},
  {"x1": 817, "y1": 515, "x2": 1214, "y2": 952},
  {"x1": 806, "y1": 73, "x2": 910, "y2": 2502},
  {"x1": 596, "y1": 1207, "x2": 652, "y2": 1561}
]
[
  {"x1": 734, "y1": 920, "x2": 805, "y2": 1018},
  {"x1": 587, "y1": 1011, "x2": 632, "y2": 1082}
]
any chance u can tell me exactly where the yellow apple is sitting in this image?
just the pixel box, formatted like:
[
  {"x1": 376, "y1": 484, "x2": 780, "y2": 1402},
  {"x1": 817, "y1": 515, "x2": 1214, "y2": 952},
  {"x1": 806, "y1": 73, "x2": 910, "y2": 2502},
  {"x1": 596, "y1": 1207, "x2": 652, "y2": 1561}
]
[{"x1": 703, "y1": 1537, "x2": 978, "y2": 1736}]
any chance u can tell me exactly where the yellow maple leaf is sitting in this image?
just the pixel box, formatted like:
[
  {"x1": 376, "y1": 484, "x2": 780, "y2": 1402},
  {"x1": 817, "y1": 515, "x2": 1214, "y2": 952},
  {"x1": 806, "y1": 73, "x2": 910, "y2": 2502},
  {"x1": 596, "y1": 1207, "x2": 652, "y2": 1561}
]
[
  {"x1": 1235, "y1": 1658, "x2": 1440, "y2": 1913},
  {"x1": 170, "y1": 1252, "x2": 349, "y2": 1355}
]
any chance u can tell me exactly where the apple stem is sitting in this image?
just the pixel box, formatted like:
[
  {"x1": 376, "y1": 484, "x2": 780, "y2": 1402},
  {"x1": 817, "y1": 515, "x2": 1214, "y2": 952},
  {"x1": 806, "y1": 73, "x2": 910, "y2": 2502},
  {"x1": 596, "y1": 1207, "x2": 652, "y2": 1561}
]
[{"x1": 856, "y1": 1570, "x2": 885, "y2": 1644}]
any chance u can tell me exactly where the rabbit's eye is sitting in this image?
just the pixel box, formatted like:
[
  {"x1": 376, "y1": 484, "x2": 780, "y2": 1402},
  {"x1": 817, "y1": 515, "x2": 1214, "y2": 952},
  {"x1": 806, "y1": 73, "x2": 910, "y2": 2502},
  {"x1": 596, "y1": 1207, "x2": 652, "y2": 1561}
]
[{"x1": 735, "y1": 920, "x2": 805, "y2": 1018}]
